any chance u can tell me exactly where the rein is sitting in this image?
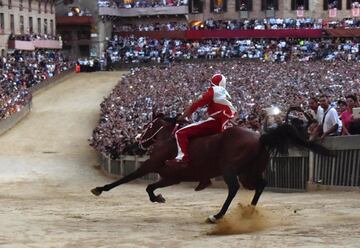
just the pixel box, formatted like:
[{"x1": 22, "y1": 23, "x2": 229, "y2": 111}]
[{"x1": 138, "y1": 118, "x2": 165, "y2": 150}]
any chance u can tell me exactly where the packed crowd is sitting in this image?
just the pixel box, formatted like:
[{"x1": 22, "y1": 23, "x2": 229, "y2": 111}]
[
  {"x1": 0, "y1": 51, "x2": 73, "y2": 119},
  {"x1": 195, "y1": 18, "x2": 360, "y2": 30},
  {"x1": 106, "y1": 35, "x2": 360, "y2": 64},
  {"x1": 90, "y1": 60, "x2": 360, "y2": 158},
  {"x1": 114, "y1": 22, "x2": 188, "y2": 32},
  {"x1": 9, "y1": 33, "x2": 61, "y2": 41},
  {"x1": 98, "y1": 0, "x2": 187, "y2": 8},
  {"x1": 114, "y1": 18, "x2": 360, "y2": 32}
]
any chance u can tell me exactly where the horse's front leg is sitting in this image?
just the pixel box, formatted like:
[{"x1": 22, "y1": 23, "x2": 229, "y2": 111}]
[
  {"x1": 251, "y1": 177, "x2": 267, "y2": 206},
  {"x1": 91, "y1": 159, "x2": 159, "y2": 196},
  {"x1": 146, "y1": 178, "x2": 180, "y2": 203},
  {"x1": 207, "y1": 168, "x2": 239, "y2": 223}
]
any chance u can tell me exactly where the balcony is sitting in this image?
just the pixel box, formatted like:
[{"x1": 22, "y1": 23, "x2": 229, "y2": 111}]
[
  {"x1": 8, "y1": 39, "x2": 62, "y2": 50},
  {"x1": 98, "y1": 5, "x2": 189, "y2": 17},
  {"x1": 8, "y1": 40, "x2": 35, "y2": 50},
  {"x1": 56, "y1": 16, "x2": 94, "y2": 26},
  {"x1": 33, "y1": 40, "x2": 62, "y2": 49}
]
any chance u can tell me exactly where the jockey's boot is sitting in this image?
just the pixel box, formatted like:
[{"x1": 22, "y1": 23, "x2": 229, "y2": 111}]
[
  {"x1": 195, "y1": 179, "x2": 212, "y2": 191},
  {"x1": 165, "y1": 158, "x2": 189, "y2": 169}
]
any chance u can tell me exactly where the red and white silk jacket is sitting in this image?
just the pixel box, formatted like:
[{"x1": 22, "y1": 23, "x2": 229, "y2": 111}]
[{"x1": 188, "y1": 86, "x2": 236, "y2": 121}]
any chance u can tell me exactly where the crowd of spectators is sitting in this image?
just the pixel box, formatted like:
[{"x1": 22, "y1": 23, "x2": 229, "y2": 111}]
[
  {"x1": 9, "y1": 33, "x2": 61, "y2": 41},
  {"x1": 114, "y1": 18, "x2": 360, "y2": 32},
  {"x1": 90, "y1": 60, "x2": 360, "y2": 158},
  {"x1": 98, "y1": 0, "x2": 187, "y2": 8},
  {"x1": 114, "y1": 22, "x2": 188, "y2": 32},
  {"x1": 195, "y1": 18, "x2": 360, "y2": 30},
  {"x1": 106, "y1": 35, "x2": 360, "y2": 64},
  {"x1": 0, "y1": 51, "x2": 73, "y2": 120}
]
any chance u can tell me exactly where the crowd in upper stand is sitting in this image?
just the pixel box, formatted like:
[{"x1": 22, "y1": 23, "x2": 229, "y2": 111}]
[
  {"x1": 98, "y1": 0, "x2": 187, "y2": 8},
  {"x1": 115, "y1": 18, "x2": 360, "y2": 32},
  {"x1": 106, "y1": 35, "x2": 360, "y2": 64}
]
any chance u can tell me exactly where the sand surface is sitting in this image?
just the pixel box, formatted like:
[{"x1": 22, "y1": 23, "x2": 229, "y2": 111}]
[{"x1": 1, "y1": 71, "x2": 360, "y2": 248}]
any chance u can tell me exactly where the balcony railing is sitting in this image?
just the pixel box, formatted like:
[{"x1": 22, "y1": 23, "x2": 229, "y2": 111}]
[
  {"x1": 98, "y1": 5, "x2": 189, "y2": 17},
  {"x1": 33, "y1": 39, "x2": 62, "y2": 49},
  {"x1": 8, "y1": 39, "x2": 62, "y2": 50},
  {"x1": 56, "y1": 16, "x2": 94, "y2": 26}
]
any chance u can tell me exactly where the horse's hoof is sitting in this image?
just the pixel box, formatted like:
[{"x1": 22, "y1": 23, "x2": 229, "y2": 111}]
[
  {"x1": 155, "y1": 194, "x2": 166, "y2": 203},
  {"x1": 205, "y1": 215, "x2": 217, "y2": 224},
  {"x1": 91, "y1": 188, "x2": 102, "y2": 196}
]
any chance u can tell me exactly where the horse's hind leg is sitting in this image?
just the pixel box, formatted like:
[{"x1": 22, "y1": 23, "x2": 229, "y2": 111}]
[
  {"x1": 207, "y1": 168, "x2": 239, "y2": 223},
  {"x1": 146, "y1": 178, "x2": 180, "y2": 203},
  {"x1": 91, "y1": 160, "x2": 155, "y2": 196}
]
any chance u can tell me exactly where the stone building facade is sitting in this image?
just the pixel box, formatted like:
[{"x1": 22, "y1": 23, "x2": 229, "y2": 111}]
[{"x1": 0, "y1": 0, "x2": 56, "y2": 53}]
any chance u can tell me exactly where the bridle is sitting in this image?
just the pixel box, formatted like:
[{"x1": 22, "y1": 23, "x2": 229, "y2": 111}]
[{"x1": 138, "y1": 118, "x2": 164, "y2": 150}]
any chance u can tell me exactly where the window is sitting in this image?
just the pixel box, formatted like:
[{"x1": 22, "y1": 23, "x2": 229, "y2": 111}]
[
  {"x1": 324, "y1": 0, "x2": 342, "y2": 10},
  {"x1": 44, "y1": 1, "x2": 47, "y2": 13},
  {"x1": 50, "y1": 19, "x2": 54, "y2": 36},
  {"x1": 236, "y1": 0, "x2": 253, "y2": 11},
  {"x1": 261, "y1": 0, "x2": 279, "y2": 10},
  {"x1": 189, "y1": 0, "x2": 203, "y2": 13},
  {"x1": 37, "y1": 17, "x2": 41, "y2": 33},
  {"x1": 44, "y1": 18, "x2": 47, "y2": 34},
  {"x1": 29, "y1": 0, "x2": 32, "y2": 11},
  {"x1": 210, "y1": 0, "x2": 228, "y2": 13},
  {"x1": 29, "y1": 16, "x2": 33, "y2": 33},
  {"x1": 38, "y1": 0, "x2": 41, "y2": 13},
  {"x1": 347, "y1": 0, "x2": 359, "y2": 9},
  {"x1": 0, "y1": 13, "x2": 4, "y2": 33},
  {"x1": 20, "y1": 16, "x2": 24, "y2": 34},
  {"x1": 8, "y1": 0, "x2": 11, "y2": 9},
  {"x1": 19, "y1": 0, "x2": 23, "y2": 10},
  {"x1": 10, "y1": 14, "x2": 14, "y2": 33},
  {"x1": 291, "y1": 0, "x2": 309, "y2": 10}
]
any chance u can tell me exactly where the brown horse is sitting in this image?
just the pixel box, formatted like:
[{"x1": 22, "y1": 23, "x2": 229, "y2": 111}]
[{"x1": 91, "y1": 114, "x2": 331, "y2": 223}]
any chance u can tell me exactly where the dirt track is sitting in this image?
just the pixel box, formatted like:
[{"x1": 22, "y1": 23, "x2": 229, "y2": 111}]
[{"x1": 1, "y1": 71, "x2": 360, "y2": 248}]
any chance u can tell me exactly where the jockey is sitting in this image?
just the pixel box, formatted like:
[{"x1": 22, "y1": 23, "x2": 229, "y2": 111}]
[{"x1": 166, "y1": 73, "x2": 236, "y2": 168}]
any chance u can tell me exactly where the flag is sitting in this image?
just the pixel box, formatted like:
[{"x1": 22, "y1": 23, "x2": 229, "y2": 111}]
[
  {"x1": 329, "y1": 8, "x2": 337, "y2": 18},
  {"x1": 352, "y1": 6, "x2": 360, "y2": 17},
  {"x1": 296, "y1": 9, "x2": 304, "y2": 17}
]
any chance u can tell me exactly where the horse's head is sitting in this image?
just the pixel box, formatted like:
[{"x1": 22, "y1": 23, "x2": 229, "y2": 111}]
[{"x1": 138, "y1": 113, "x2": 176, "y2": 150}]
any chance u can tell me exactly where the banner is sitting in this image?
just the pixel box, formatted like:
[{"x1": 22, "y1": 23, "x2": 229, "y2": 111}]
[
  {"x1": 296, "y1": 9, "x2": 304, "y2": 17},
  {"x1": 329, "y1": 8, "x2": 337, "y2": 18},
  {"x1": 352, "y1": 7, "x2": 360, "y2": 17}
]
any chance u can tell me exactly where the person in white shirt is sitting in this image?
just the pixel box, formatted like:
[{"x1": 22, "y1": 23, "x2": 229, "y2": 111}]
[{"x1": 319, "y1": 95, "x2": 341, "y2": 139}]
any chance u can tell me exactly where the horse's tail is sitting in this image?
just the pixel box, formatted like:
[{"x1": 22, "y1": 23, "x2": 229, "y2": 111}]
[{"x1": 259, "y1": 124, "x2": 333, "y2": 156}]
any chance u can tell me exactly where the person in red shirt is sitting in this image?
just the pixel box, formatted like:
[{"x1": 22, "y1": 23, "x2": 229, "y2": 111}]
[{"x1": 166, "y1": 73, "x2": 236, "y2": 167}]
